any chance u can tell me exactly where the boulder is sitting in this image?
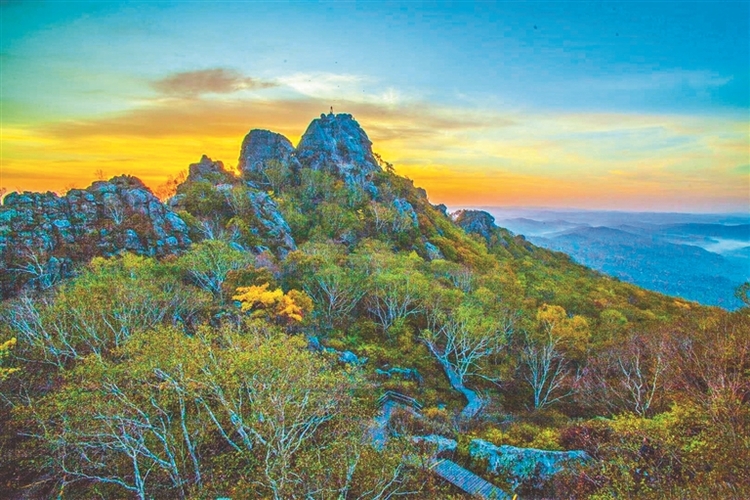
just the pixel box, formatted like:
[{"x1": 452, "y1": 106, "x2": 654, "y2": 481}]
[
  {"x1": 424, "y1": 241, "x2": 445, "y2": 261},
  {"x1": 470, "y1": 439, "x2": 592, "y2": 493},
  {"x1": 412, "y1": 435, "x2": 457, "y2": 455}
]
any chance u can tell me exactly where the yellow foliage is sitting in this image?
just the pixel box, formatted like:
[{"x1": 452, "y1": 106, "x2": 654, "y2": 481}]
[
  {"x1": 234, "y1": 283, "x2": 312, "y2": 323},
  {"x1": 0, "y1": 337, "x2": 20, "y2": 381}
]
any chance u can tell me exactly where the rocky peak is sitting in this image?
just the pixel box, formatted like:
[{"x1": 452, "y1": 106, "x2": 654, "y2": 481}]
[
  {"x1": 238, "y1": 129, "x2": 298, "y2": 181},
  {"x1": 453, "y1": 210, "x2": 497, "y2": 243},
  {"x1": 187, "y1": 155, "x2": 233, "y2": 184},
  {"x1": 0, "y1": 177, "x2": 191, "y2": 298},
  {"x1": 295, "y1": 112, "x2": 381, "y2": 186}
]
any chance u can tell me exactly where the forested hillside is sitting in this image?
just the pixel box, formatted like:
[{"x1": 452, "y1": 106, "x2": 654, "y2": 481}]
[{"x1": 1, "y1": 113, "x2": 748, "y2": 499}]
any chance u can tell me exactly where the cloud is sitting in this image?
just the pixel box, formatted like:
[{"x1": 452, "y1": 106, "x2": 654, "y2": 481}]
[
  {"x1": 151, "y1": 68, "x2": 277, "y2": 97},
  {"x1": 40, "y1": 95, "x2": 509, "y2": 143},
  {"x1": 8, "y1": 92, "x2": 748, "y2": 212}
]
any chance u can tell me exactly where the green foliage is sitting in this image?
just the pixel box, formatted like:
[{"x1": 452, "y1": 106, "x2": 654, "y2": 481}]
[
  {"x1": 175, "y1": 239, "x2": 255, "y2": 301},
  {"x1": 3, "y1": 253, "x2": 210, "y2": 368},
  {"x1": 482, "y1": 422, "x2": 563, "y2": 450},
  {"x1": 178, "y1": 180, "x2": 232, "y2": 218},
  {"x1": 23, "y1": 323, "x2": 392, "y2": 499}
]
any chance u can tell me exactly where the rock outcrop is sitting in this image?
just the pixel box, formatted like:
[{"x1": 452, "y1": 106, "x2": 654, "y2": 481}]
[
  {"x1": 245, "y1": 191, "x2": 296, "y2": 254},
  {"x1": 238, "y1": 129, "x2": 299, "y2": 183},
  {"x1": 296, "y1": 112, "x2": 381, "y2": 188},
  {"x1": 470, "y1": 439, "x2": 592, "y2": 493},
  {"x1": 170, "y1": 156, "x2": 296, "y2": 256},
  {"x1": 0, "y1": 176, "x2": 191, "y2": 297},
  {"x1": 187, "y1": 155, "x2": 234, "y2": 184},
  {"x1": 454, "y1": 210, "x2": 497, "y2": 243}
]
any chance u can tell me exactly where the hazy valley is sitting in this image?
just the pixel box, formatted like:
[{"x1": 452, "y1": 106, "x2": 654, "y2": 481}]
[{"x1": 474, "y1": 208, "x2": 750, "y2": 310}]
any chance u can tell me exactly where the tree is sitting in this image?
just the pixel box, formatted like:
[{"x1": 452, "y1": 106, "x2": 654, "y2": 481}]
[
  {"x1": 177, "y1": 240, "x2": 255, "y2": 301},
  {"x1": 5, "y1": 254, "x2": 209, "y2": 367},
  {"x1": 421, "y1": 288, "x2": 513, "y2": 419},
  {"x1": 358, "y1": 250, "x2": 429, "y2": 333},
  {"x1": 234, "y1": 283, "x2": 313, "y2": 324},
  {"x1": 578, "y1": 331, "x2": 668, "y2": 417},
  {"x1": 30, "y1": 323, "x2": 408, "y2": 499},
  {"x1": 421, "y1": 301, "x2": 507, "y2": 386},
  {"x1": 519, "y1": 304, "x2": 589, "y2": 410},
  {"x1": 0, "y1": 337, "x2": 19, "y2": 381},
  {"x1": 303, "y1": 262, "x2": 368, "y2": 330}
]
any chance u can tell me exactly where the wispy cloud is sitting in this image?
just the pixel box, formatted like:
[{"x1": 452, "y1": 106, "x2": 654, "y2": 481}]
[
  {"x1": 6, "y1": 91, "x2": 748, "y2": 212},
  {"x1": 151, "y1": 68, "x2": 277, "y2": 97}
]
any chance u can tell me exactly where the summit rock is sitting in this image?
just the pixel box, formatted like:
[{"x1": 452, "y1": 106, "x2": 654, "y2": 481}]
[
  {"x1": 296, "y1": 113, "x2": 381, "y2": 187},
  {"x1": 238, "y1": 130, "x2": 299, "y2": 183},
  {"x1": 188, "y1": 155, "x2": 233, "y2": 184}
]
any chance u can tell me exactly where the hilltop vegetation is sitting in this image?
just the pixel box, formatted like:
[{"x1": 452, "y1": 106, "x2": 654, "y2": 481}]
[{"x1": 1, "y1": 113, "x2": 748, "y2": 499}]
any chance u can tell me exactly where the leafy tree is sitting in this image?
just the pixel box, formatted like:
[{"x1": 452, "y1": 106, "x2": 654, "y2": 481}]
[
  {"x1": 4, "y1": 254, "x2": 209, "y2": 367},
  {"x1": 0, "y1": 337, "x2": 19, "y2": 381},
  {"x1": 233, "y1": 283, "x2": 312, "y2": 324},
  {"x1": 27, "y1": 323, "x2": 413, "y2": 499},
  {"x1": 355, "y1": 249, "x2": 429, "y2": 333},
  {"x1": 519, "y1": 304, "x2": 590, "y2": 410},
  {"x1": 176, "y1": 240, "x2": 255, "y2": 301}
]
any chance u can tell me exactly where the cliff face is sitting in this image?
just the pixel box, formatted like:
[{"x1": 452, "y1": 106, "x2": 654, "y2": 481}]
[{"x1": 0, "y1": 175, "x2": 191, "y2": 297}]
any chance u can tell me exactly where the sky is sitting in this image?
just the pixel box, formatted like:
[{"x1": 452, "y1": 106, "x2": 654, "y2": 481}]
[{"x1": 1, "y1": 1, "x2": 748, "y2": 212}]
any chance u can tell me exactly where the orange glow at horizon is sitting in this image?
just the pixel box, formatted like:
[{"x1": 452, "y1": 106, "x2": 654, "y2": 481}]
[{"x1": 2, "y1": 107, "x2": 748, "y2": 213}]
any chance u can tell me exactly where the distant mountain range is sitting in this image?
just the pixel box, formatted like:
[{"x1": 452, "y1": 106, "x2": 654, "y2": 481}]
[{"x1": 470, "y1": 208, "x2": 750, "y2": 310}]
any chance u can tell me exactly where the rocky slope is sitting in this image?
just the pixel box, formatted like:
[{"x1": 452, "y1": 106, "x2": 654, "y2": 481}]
[
  {"x1": 0, "y1": 112, "x2": 385, "y2": 297},
  {"x1": 0, "y1": 175, "x2": 191, "y2": 298}
]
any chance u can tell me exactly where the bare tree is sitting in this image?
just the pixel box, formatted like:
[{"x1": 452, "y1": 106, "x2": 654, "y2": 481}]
[
  {"x1": 10, "y1": 244, "x2": 62, "y2": 291},
  {"x1": 520, "y1": 328, "x2": 577, "y2": 410},
  {"x1": 303, "y1": 264, "x2": 368, "y2": 329}
]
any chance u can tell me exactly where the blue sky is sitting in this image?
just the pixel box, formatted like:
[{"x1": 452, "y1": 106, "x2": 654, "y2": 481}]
[{"x1": 1, "y1": 1, "x2": 748, "y2": 211}]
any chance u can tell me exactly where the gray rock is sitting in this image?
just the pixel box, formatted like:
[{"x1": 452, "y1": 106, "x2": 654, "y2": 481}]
[
  {"x1": 188, "y1": 155, "x2": 232, "y2": 183},
  {"x1": 424, "y1": 241, "x2": 445, "y2": 261},
  {"x1": 470, "y1": 439, "x2": 592, "y2": 492},
  {"x1": 393, "y1": 198, "x2": 418, "y2": 227},
  {"x1": 246, "y1": 191, "x2": 296, "y2": 253},
  {"x1": 375, "y1": 366, "x2": 424, "y2": 384},
  {"x1": 238, "y1": 129, "x2": 299, "y2": 181},
  {"x1": 0, "y1": 175, "x2": 192, "y2": 298},
  {"x1": 453, "y1": 210, "x2": 497, "y2": 243},
  {"x1": 339, "y1": 350, "x2": 361, "y2": 364},
  {"x1": 296, "y1": 113, "x2": 381, "y2": 187}
]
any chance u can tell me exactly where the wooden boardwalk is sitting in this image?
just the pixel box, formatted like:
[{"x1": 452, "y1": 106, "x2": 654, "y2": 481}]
[
  {"x1": 370, "y1": 390, "x2": 511, "y2": 499},
  {"x1": 430, "y1": 459, "x2": 510, "y2": 499}
]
